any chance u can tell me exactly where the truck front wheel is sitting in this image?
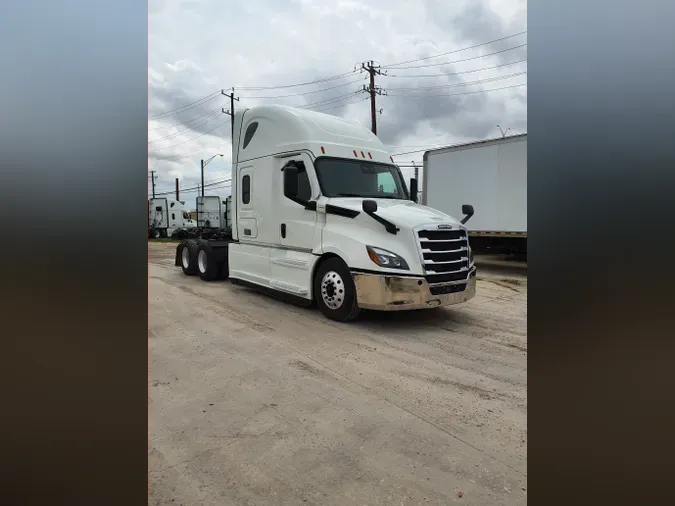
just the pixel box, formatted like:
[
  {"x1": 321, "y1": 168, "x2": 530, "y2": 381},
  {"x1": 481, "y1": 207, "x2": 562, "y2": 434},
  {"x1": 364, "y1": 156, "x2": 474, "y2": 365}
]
[{"x1": 314, "y1": 258, "x2": 361, "y2": 322}]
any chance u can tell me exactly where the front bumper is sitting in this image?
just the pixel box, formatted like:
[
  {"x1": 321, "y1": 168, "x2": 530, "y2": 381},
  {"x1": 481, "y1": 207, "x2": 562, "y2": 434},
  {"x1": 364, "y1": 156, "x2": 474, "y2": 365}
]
[{"x1": 352, "y1": 267, "x2": 477, "y2": 311}]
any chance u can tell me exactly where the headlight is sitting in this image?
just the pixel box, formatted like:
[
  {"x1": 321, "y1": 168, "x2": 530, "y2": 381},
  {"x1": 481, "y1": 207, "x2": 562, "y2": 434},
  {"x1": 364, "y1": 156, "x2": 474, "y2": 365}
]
[{"x1": 366, "y1": 246, "x2": 409, "y2": 270}]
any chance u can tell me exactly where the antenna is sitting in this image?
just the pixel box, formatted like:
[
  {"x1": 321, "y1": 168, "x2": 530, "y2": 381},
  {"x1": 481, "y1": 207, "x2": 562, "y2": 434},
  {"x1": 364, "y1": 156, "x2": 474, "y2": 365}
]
[{"x1": 497, "y1": 124, "x2": 511, "y2": 138}]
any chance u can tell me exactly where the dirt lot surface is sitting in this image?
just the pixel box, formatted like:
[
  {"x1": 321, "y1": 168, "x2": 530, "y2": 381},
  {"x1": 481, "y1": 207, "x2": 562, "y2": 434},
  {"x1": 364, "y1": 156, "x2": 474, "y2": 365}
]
[{"x1": 149, "y1": 242, "x2": 527, "y2": 505}]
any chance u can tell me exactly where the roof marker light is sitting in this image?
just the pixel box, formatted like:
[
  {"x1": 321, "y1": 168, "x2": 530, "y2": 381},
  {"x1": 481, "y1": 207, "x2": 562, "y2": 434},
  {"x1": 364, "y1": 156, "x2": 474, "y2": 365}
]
[
  {"x1": 390, "y1": 156, "x2": 394, "y2": 162},
  {"x1": 353, "y1": 150, "x2": 358, "y2": 157},
  {"x1": 361, "y1": 151, "x2": 365, "y2": 158},
  {"x1": 368, "y1": 152, "x2": 372, "y2": 159},
  {"x1": 320, "y1": 146, "x2": 325, "y2": 154}
]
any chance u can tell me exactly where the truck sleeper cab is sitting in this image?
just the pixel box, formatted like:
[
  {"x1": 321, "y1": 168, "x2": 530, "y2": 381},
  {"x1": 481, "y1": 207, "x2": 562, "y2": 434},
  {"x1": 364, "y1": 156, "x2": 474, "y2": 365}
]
[{"x1": 176, "y1": 105, "x2": 476, "y2": 322}]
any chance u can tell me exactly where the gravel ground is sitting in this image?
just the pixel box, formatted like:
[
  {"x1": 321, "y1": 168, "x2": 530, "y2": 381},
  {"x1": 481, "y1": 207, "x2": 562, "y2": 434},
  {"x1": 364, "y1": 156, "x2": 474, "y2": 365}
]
[{"x1": 149, "y1": 242, "x2": 527, "y2": 505}]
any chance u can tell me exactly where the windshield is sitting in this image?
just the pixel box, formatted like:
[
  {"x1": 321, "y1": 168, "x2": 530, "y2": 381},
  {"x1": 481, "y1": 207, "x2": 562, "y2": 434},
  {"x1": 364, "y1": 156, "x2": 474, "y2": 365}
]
[{"x1": 314, "y1": 157, "x2": 409, "y2": 199}]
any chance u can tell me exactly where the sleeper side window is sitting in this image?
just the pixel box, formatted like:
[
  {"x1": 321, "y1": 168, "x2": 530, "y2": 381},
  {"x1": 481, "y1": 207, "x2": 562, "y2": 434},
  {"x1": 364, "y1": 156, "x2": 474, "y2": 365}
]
[
  {"x1": 242, "y1": 175, "x2": 251, "y2": 204},
  {"x1": 243, "y1": 122, "x2": 258, "y2": 149}
]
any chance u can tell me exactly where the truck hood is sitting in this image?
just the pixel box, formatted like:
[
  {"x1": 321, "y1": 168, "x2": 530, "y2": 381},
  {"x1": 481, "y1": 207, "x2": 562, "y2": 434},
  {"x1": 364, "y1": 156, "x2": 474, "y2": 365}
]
[{"x1": 326, "y1": 197, "x2": 462, "y2": 229}]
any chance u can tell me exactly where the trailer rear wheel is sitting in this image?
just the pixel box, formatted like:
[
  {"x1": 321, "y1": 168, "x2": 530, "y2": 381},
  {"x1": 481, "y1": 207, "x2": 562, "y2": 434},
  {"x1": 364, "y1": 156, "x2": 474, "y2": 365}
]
[
  {"x1": 314, "y1": 257, "x2": 361, "y2": 322},
  {"x1": 197, "y1": 242, "x2": 221, "y2": 281},
  {"x1": 150, "y1": 228, "x2": 161, "y2": 239},
  {"x1": 180, "y1": 240, "x2": 199, "y2": 276}
]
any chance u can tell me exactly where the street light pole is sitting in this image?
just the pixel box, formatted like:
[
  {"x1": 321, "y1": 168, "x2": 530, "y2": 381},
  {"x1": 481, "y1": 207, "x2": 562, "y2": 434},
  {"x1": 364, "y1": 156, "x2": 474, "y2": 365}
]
[{"x1": 200, "y1": 154, "x2": 224, "y2": 197}]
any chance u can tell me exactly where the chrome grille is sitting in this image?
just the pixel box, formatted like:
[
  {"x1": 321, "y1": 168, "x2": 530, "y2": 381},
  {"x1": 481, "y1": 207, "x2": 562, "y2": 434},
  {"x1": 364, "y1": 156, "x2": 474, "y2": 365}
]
[{"x1": 416, "y1": 227, "x2": 469, "y2": 285}]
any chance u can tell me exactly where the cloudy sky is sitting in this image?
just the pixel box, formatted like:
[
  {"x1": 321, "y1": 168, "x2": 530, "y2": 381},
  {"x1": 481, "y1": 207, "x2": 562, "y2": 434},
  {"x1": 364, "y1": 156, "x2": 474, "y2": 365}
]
[{"x1": 149, "y1": 0, "x2": 527, "y2": 206}]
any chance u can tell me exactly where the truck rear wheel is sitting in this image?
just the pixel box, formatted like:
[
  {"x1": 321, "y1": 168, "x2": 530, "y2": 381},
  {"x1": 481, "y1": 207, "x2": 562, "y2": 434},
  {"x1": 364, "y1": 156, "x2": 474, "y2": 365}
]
[
  {"x1": 180, "y1": 240, "x2": 199, "y2": 276},
  {"x1": 197, "y1": 242, "x2": 221, "y2": 281},
  {"x1": 314, "y1": 257, "x2": 361, "y2": 322}
]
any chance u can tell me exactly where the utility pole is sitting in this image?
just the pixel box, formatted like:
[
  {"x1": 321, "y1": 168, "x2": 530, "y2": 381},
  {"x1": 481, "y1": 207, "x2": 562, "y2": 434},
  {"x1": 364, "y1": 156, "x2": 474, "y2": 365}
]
[
  {"x1": 149, "y1": 170, "x2": 157, "y2": 198},
  {"x1": 175, "y1": 178, "x2": 179, "y2": 201},
  {"x1": 360, "y1": 61, "x2": 386, "y2": 135},
  {"x1": 222, "y1": 88, "x2": 240, "y2": 139},
  {"x1": 200, "y1": 159, "x2": 205, "y2": 197}
]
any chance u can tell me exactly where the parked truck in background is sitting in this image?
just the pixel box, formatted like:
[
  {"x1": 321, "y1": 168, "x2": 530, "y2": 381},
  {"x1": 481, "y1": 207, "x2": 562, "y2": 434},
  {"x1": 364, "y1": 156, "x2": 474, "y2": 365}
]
[
  {"x1": 148, "y1": 197, "x2": 197, "y2": 238},
  {"x1": 176, "y1": 105, "x2": 477, "y2": 322},
  {"x1": 422, "y1": 134, "x2": 527, "y2": 255},
  {"x1": 196, "y1": 195, "x2": 232, "y2": 231}
]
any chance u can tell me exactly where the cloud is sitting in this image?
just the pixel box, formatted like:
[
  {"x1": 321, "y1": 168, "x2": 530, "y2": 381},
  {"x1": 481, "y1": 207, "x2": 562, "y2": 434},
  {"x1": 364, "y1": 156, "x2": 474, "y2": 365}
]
[{"x1": 149, "y1": 0, "x2": 527, "y2": 206}]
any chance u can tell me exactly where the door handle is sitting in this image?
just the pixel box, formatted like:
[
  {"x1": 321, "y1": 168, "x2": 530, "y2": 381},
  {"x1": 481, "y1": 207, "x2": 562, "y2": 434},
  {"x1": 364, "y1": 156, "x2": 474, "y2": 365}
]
[{"x1": 280, "y1": 223, "x2": 286, "y2": 238}]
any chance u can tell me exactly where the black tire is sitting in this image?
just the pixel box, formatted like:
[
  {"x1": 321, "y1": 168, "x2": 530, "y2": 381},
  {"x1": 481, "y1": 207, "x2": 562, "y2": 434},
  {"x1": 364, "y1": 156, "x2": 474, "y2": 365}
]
[
  {"x1": 150, "y1": 228, "x2": 161, "y2": 239},
  {"x1": 180, "y1": 240, "x2": 199, "y2": 276},
  {"x1": 313, "y1": 257, "x2": 361, "y2": 322},
  {"x1": 197, "y1": 242, "x2": 220, "y2": 281},
  {"x1": 175, "y1": 240, "x2": 189, "y2": 267}
]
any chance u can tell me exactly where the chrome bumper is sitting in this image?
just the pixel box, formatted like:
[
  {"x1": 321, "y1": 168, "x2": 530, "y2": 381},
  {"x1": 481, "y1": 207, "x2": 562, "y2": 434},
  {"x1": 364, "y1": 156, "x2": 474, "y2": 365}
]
[{"x1": 352, "y1": 268, "x2": 477, "y2": 311}]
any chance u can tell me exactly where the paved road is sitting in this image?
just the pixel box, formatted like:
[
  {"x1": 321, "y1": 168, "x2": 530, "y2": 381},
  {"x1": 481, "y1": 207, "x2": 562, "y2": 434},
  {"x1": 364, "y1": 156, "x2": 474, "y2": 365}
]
[{"x1": 149, "y1": 242, "x2": 527, "y2": 505}]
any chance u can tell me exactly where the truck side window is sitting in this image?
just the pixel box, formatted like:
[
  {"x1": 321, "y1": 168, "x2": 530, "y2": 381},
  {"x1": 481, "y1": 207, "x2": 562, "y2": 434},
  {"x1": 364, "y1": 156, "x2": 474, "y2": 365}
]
[
  {"x1": 243, "y1": 122, "x2": 258, "y2": 149},
  {"x1": 242, "y1": 175, "x2": 251, "y2": 204}
]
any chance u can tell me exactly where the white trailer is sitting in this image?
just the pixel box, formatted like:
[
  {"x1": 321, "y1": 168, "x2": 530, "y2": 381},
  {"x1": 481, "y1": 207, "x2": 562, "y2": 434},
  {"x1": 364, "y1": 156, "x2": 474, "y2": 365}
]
[
  {"x1": 148, "y1": 197, "x2": 196, "y2": 238},
  {"x1": 422, "y1": 134, "x2": 527, "y2": 254},
  {"x1": 175, "y1": 105, "x2": 478, "y2": 322},
  {"x1": 196, "y1": 195, "x2": 232, "y2": 230}
]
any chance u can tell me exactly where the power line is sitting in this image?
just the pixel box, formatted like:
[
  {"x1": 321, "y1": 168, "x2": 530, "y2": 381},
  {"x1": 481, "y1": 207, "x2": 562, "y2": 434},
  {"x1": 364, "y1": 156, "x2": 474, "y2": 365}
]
[
  {"x1": 299, "y1": 91, "x2": 360, "y2": 109},
  {"x1": 150, "y1": 177, "x2": 232, "y2": 197},
  {"x1": 386, "y1": 72, "x2": 527, "y2": 92},
  {"x1": 383, "y1": 44, "x2": 527, "y2": 70},
  {"x1": 311, "y1": 95, "x2": 370, "y2": 113},
  {"x1": 152, "y1": 173, "x2": 230, "y2": 194},
  {"x1": 149, "y1": 90, "x2": 222, "y2": 119},
  {"x1": 148, "y1": 109, "x2": 225, "y2": 144},
  {"x1": 384, "y1": 59, "x2": 526, "y2": 78},
  {"x1": 148, "y1": 121, "x2": 229, "y2": 152},
  {"x1": 386, "y1": 82, "x2": 526, "y2": 99},
  {"x1": 381, "y1": 31, "x2": 527, "y2": 68},
  {"x1": 390, "y1": 130, "x2": 526, "y2": 157},
  {"x1": 236, "y1": 69, "x2": 359, "y2": 90},
  {"x1": 237, "y1": 77, "x2": 364, "y2": 99},
  {"x1": 148, "y1": 106, "x2": 224, "y2": 131},
  {"x1": 149, "y1": 139, "x2": 232, "y2": 160}
]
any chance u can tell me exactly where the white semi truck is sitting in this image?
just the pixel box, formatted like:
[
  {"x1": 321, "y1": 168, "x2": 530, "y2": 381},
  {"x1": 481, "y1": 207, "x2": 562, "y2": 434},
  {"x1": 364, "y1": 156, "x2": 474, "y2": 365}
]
[
  {"x1": 176, "y1": 105, "x2": 477, "y2": 321},
  {"x1": 422, "y1": 134, "x2": 527, "y2": 254},
  {"x1": 148, "y1": 197, "x2": 196, "y2": 238}
]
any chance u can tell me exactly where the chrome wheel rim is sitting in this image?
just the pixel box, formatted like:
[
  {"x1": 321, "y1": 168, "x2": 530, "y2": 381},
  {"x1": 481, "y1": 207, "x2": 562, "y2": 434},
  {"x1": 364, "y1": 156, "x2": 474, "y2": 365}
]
[
  {"x1": 181, "y1": 247, "x2": 190, "y2": 268},
  {"x1": 198, "y1": 250, "x2": 208, "y2": 273},
  {"x1": 321, "y1": 271, "x2": 345, "y2": 310}
]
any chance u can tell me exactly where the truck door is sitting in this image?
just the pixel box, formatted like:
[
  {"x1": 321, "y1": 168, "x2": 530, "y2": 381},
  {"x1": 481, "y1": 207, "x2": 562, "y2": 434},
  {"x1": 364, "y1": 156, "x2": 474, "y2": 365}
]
[{"x1": 275, "y1": 152, "x2": 319, "y2": 252}]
